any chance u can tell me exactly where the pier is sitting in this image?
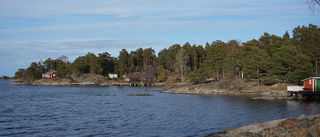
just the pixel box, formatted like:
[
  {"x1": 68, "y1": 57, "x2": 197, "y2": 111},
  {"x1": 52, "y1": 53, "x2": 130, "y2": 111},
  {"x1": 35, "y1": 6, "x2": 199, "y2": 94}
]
[
  {"x1": 286, "y1": 77, "x2": 320, "y2": 100},
  {"x1": 71, "y1": 82, "x2": 155, "y2": 86},
  {"x1": 108, "y1": 81, "x2": 155, "y2": 87},
  {"x1": 72, "y1": 82, "x2": 97, "y2": 86},
  {"x1": 287, "y1": 86, "x2": 320, "y2": 100}
]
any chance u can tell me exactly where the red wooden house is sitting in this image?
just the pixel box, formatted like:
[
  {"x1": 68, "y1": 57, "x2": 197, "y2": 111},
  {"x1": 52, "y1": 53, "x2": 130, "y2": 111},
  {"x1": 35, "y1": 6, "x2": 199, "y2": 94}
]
[
  {"x1": 301, "y1": 77, "x2": 320, "y2": 92},
  {"x1": 42, "y1": 71, "x2": 57, "y2": 79}
]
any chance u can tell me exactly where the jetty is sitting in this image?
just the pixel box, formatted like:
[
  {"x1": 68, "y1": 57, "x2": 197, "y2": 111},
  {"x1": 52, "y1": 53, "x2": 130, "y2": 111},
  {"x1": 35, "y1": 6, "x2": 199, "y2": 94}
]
[
  {"x1": 108, "y1": 81, "x2": 155, "y2": 86},
  {"x1": 69, "y1": 73, "x2": 158, "y2": 87},
  {"x1": 287, "y1": 77, "x2": 320, "y2": 99},
  {"x1": 71, "y1": 81, "x2": 155, "y2": 86},
  {"x1": 110, "y1": 73, "x2": 157, "y2": 86},
  {"x1": 72, "y1": 82, "x2": 97, "y2": 86}
]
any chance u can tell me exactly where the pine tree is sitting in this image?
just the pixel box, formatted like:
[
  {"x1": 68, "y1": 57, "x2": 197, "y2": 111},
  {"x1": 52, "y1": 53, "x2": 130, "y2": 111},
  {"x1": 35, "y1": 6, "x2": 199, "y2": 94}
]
[
  {"x1": 241, "y1": 45, "x2": 270, "y2": 86},
  {"x1": 117, "y1": 49, "x2": 130, "y2": 76},
  {"x1": 98, "y1": 52, "x2": 116, "y2": 75},
  {"x1": 14, "y1": 69, "x2": 26, "y2": 80},
  {"x1": 272, "y1": 45, "x2": 313, "y2": 83},
  {"x1": 25, "y1": 62, "x2": 42, "y2": 80}
]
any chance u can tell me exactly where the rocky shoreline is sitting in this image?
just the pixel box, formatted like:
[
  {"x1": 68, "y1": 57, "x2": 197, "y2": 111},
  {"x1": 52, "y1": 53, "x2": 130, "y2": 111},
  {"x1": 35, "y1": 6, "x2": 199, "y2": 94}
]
[
  {"x1": 204, "y1": 114, "x2": 320, "y2": 137},
  {"x1": 12, "y1": 76, "x2": 295, "y2": 100},
  {"x1": 11, "y1": 74, "x2": 107, "y2": 86},
  {"x1": 152, "y1": 82, "x2": 294, "y2": 100}
]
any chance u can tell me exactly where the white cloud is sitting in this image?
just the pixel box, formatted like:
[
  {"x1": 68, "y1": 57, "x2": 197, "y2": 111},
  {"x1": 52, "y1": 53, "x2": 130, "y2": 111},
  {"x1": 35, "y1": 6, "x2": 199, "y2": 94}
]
[
  {"x1": 0, "y1": 0, "x2": 308, "y2": 19},
  {"x1": 78, "y1": 7, "x2": 127, "y2": 14},
  {"x1": 74, "y1": 7, "x2": 133, "y2": 18}
]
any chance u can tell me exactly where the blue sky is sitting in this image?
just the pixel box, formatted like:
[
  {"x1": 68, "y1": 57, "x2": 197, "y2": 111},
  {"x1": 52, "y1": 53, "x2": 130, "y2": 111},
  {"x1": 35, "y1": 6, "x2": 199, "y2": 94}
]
[{"x1": 0, "y1": 0, "x2": 319, "y2": 77}]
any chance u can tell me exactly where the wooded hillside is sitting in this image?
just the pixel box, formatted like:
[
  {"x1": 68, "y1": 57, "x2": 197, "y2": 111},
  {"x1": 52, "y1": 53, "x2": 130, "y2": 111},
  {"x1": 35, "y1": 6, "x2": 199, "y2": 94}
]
[{"x1": 15, "y1": 24, "x2": 320, "y2": 85}]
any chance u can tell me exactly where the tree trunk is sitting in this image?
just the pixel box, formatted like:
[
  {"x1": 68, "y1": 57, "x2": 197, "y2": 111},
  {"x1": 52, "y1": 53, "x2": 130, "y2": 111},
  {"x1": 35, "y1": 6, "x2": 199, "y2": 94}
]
[
  {"x1": 181, "y1": 60, "x2": 184, "y2": 82},
  {"x1": 257, "y1": 68, "x2": 260, "y2": 88},
  {"x1": 216, "y1": 70, "x2": 219, "y2": 81}
]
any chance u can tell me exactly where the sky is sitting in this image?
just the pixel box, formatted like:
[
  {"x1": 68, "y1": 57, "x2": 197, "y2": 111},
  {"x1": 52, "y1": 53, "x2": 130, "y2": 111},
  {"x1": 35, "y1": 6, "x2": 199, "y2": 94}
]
[{"x1": 0, "y1": 0, "x2": 319, "y2": 77}]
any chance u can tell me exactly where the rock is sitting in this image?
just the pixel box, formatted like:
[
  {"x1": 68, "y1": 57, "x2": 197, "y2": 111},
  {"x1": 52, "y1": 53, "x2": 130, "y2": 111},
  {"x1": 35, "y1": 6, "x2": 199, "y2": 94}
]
[
  {"x1": 251, "y1": 96, "x2": 276, "y2": 100},
  {"x1": 204, "y1": 115, "x2": 320, "y2": 137},
  {"x1": 32, "y1": 78, "x2": 73, "y2": 85},
  {"x1": 11, "y1": 80, "x2": 29, "y2": 85},
  {"x1": 72, "y1": 73, "x2": 106, "y2": 84},
  {"x1": 127, "y1": 93, "x2": 153, "y2": 96},
  {"x1": 11, "y1": 73, "x2": 108, "y2": 86},
  {"x1": 250, "y1": 95, "x2": 295, "y2": 100}
]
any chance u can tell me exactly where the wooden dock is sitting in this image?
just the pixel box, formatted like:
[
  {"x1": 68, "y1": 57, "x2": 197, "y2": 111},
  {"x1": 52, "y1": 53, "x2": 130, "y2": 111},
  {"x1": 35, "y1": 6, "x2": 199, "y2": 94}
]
[
  {"x1": 71, "y1": 81, "x2": 156, "y2": 87},
  {"x1": 108, "y1": 82, "x2": 155, "y2": 86},
  {"x1": 287, "y1": 86, "x2": 320, "y2": 100},
  {"x1": 72, "y1": 82, "x2": 97, "y2": 86},
  {"x1": 288, "y1": 91, "x2": 320, "y2": 100}
]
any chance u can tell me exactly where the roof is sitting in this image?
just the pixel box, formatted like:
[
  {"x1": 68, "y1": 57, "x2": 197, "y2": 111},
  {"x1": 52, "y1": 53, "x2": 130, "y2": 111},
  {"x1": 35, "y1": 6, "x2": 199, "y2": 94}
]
[
  {"x1": 139, "y1": 73, "x2": 157, "y2": 79},
  {"x1": 122, "y1": 74, "x2": 140, "y2": 79},
  {"x1": 122, "y1": 73, "x2": 157, "y2": 79},
  {"x1": 43, "y1": 71, "x2": 56, "y2": 74},
  {"x1": 301, "y1": 77, "x2": 320, "y2": 81}
]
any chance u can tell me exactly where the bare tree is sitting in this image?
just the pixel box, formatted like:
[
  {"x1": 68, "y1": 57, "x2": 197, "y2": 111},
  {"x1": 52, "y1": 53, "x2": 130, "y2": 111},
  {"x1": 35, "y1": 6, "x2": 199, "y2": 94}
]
[
  {"x1": 58, "y1": 55, "x2": 69, "y2": 64},
  {"x1": 174, "y1": 48, "x2": 189, "y2": 82},
  {"x1": 305, "y1": 0, "x2": 320, "y2": 11}
]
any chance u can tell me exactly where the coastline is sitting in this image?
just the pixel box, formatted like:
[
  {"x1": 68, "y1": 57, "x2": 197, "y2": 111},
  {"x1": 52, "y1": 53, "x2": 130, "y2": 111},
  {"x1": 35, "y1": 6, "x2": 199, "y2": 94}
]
[
  {"x1": 11, "y1": 74, "x2": 108, "y2": 86},
  {"x1": 11, "y1": 76, "x2": 294, "y2": 100},
  {"x1": 151, "y1": 82, "x2": 294, "y2": 100},
  {"x1": 204, "y1": 114, "x2": 320, "y2": 137}
]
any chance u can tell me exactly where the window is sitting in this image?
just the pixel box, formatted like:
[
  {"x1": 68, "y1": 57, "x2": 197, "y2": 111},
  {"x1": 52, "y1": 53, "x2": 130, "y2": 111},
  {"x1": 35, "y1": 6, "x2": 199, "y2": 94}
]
[{"x1": 309, "y1": 79, "x2": 312, "y2": 84}]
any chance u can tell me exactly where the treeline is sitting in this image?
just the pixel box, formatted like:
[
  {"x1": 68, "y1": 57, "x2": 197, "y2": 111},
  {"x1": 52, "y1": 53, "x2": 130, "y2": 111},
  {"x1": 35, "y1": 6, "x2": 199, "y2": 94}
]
[
  {"x1": 15, "y1": 24, "x2": 320, "y2": 85},
  {"x1": 0, "y1": 76, "x2": 11, "y2": 80}
]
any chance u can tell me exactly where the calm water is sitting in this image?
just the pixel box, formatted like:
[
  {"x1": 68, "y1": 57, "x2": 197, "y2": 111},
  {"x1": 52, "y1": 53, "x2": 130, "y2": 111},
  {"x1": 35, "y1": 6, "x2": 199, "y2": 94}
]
[{"x1": 1, "y1": 80, "x2": 320, "y2": 137}]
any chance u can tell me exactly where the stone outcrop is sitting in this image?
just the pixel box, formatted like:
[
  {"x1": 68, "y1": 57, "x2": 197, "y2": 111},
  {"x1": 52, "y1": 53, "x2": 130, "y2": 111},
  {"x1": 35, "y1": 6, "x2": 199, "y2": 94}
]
[
  {"x1": 71, "y1": 73, "x2": 106, "y2": 84},
  {"x1": 11, "y1": 73, "x2": 107, "y2": 86},
  {"x1": 205, "y1": 114, "x2": 320, "y2": 137},
  {"x1": 127, "y1": 93, "x2": 153, "y2": 96},
  {"x1": 12, "y1": 76, "x2": 295, "y2": 100},
  {"x1": 29, "y1": 78, "x2": 73, "y2": 86},
  {"x1": 155, "y1": 81, "x2": 292, "y2": 99},
  {"x1": 11, "y1": 80, "x2": 31, "y2": 85}
]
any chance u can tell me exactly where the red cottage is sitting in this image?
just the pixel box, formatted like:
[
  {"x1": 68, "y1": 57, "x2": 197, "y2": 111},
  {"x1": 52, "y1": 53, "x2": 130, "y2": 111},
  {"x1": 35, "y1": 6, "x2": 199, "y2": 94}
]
[
  {"x1": 42, "y1": 71, "x2": 57, "y2": 79},
  {"x1": 301, "y1": 77, "x2": 320, "y2": 92}
]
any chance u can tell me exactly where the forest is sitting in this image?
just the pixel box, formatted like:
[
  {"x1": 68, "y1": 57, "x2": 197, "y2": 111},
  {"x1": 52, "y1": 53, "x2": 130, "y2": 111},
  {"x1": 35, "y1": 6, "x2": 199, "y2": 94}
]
[{"x1": 14, "y1": 24, "x2": 320, "y2": 85}]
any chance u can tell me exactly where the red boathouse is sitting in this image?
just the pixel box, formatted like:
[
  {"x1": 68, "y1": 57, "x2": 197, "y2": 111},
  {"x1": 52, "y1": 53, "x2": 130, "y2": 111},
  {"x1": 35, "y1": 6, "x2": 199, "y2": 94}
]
[
  {"x1": 287, "y1": 77, "x2": 320, "y2": 100},
  {"x1": 42, "y1": 71, "x2": 57, "y2": 79},
  {"x1": 301, "y1": 77, "x2": 320, "y2": 92}
]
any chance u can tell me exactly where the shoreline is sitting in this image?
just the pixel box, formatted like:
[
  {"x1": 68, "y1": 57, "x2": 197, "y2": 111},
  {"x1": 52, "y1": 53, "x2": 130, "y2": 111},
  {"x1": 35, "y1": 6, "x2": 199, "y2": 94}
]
[
  {"x1": 204, "y1": 114, "x2": 320, "y2": 137},
  {"x1": 151, "y1": 83, "x2": 294, "y2": 100},
  {"x1": 11, "y1": 78, "x2": 295, "y2": 100}
]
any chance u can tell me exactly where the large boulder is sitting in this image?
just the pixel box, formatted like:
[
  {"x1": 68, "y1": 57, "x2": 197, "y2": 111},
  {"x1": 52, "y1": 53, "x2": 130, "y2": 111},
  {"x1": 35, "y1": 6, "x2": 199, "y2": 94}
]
[
  {"x1": 32, "y1": 78, "x2": 73, "y2": 86},
  {"x1": 72, "y1": 73, "x2": 106, "y2": 84}
]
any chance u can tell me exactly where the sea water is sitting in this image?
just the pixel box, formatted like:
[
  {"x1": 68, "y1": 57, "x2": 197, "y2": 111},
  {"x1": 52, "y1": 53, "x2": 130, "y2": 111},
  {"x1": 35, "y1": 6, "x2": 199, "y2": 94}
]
[{"x1": 1, "y1": 80, "x2": 320, "y2": 137}]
